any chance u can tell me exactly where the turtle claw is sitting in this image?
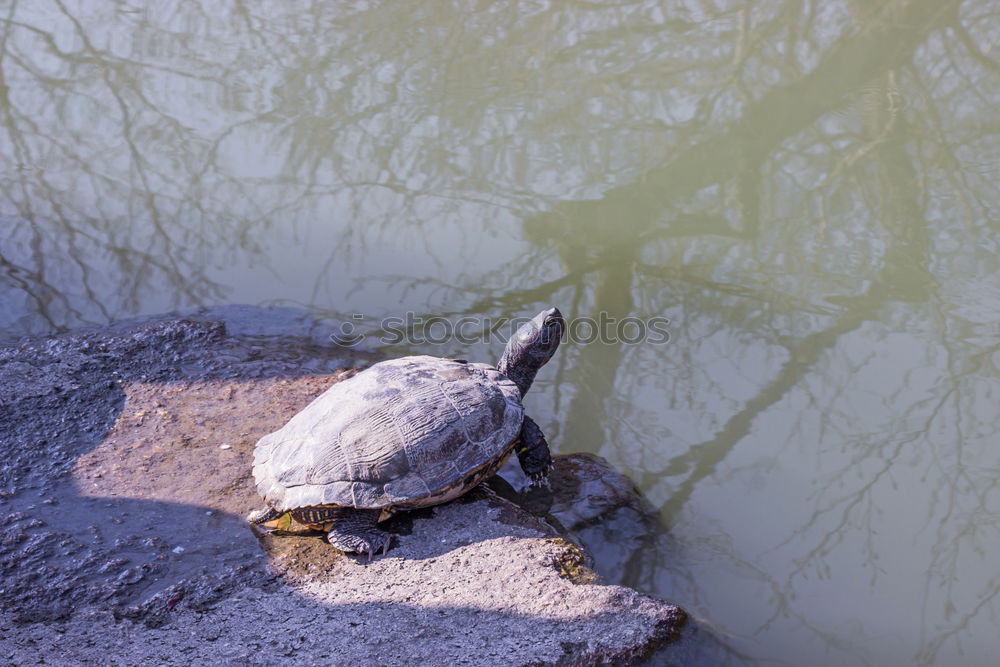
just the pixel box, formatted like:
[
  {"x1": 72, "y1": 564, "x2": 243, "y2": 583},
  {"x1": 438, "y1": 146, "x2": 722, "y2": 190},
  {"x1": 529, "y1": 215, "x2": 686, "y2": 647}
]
[
  {"x1": 359, "y1": 533, "x2": 393, "y2": 563},
  {"x1": 366, "y1": 533, "x2": 393, "y2": 563},
  {"x1": 529, "y1": 465, "x2": 553, "y2": 489}
]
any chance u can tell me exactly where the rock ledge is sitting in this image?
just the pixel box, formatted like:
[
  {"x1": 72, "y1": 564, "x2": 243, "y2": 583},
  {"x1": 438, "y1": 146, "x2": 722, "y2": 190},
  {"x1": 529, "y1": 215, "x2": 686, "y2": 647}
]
[{"x1": 0, "y1": 315, "x2": 685, "y2": 665}]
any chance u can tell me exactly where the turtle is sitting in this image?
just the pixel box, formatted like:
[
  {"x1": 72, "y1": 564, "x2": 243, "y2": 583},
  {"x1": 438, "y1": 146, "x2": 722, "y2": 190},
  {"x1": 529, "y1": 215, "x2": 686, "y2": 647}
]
[{"x1": 247, "y1": 307, "x2": 564, "y2": 558}]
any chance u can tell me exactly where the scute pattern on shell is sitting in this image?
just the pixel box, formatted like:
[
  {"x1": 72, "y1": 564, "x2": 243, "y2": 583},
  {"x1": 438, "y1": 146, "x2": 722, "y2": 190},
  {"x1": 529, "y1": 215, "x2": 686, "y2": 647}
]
[{"x1": 252, "y1": 356, "x2": 524, "y2": 511}]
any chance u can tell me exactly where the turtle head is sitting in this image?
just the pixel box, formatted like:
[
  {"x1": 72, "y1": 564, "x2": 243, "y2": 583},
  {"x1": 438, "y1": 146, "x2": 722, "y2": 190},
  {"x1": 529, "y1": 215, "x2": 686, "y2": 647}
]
[{"x1": 497, "y1": 307, "x2": 564, "y2": 397}]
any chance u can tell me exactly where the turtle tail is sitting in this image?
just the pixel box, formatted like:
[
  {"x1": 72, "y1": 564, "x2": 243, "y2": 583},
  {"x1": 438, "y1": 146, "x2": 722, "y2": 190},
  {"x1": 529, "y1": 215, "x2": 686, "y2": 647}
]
[{"x1": 247, "y1": 506, "x2": 282, "y2": 525}]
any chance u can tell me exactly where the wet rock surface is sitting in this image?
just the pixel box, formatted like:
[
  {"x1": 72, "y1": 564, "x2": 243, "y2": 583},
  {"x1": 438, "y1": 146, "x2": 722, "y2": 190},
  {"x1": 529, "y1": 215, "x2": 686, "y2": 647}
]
[{"x1": 0, "y1": 313, "x2": 686, "y2": 665}]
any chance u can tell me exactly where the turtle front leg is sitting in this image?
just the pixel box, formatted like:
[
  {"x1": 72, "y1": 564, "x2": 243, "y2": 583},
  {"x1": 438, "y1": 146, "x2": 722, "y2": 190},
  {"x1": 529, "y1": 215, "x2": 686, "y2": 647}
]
[
  {"x1": 325, "y1": 508, "x2": 392, "y2": 561},
  {"x1": 516, "y1": 415, "x2": 553, "y2": 487}
]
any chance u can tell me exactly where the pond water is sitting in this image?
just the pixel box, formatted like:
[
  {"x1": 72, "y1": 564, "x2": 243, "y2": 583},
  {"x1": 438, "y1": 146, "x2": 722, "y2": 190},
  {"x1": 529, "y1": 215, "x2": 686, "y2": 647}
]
[{"x1": 3, "y1": 1, "x2": 1000, "y2": 664}]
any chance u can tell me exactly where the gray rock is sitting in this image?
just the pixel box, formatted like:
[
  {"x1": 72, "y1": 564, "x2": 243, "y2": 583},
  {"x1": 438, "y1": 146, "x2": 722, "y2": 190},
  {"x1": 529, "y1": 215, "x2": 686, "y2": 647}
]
[{"x1": 0, "y1": 311, "x2": 686, "y2": 665}]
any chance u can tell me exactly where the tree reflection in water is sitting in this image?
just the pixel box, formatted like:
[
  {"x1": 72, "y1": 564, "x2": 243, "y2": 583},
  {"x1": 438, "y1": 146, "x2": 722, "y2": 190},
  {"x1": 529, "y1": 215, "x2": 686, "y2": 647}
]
[{"x1": 2, "y1": 0, "x2": 999, "y2": 664}]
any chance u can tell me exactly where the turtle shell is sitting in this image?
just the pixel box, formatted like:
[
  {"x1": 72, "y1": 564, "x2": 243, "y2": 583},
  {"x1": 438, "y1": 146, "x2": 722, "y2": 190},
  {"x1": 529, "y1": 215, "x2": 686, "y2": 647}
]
[{"x1": 252, "y1": 355, "x2": 524, "y2": 512}]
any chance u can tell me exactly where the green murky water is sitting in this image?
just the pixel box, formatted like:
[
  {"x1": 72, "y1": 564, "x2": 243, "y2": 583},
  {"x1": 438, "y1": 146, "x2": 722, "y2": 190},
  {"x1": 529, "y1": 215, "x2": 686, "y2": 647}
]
[{"x1": 3, "y1": 1, "x2": 1000, "y2": 664}]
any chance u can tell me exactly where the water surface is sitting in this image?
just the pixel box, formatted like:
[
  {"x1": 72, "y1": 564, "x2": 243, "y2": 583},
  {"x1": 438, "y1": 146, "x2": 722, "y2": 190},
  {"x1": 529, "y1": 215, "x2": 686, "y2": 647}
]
[{"x1": 3, "y1": 1, "x2": 1000, "y2": 664}]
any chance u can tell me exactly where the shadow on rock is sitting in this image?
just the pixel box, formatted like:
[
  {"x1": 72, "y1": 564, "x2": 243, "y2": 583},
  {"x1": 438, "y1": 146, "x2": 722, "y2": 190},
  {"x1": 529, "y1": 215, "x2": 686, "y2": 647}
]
[{"x1": 0, "y1": 316, "x2": 354, "y2": 626}]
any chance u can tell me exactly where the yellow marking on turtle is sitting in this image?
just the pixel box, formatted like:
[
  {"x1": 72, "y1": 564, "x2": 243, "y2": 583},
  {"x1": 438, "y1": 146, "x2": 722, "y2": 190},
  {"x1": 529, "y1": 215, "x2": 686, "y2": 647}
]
[{"x1": 259, "y1": 511, "x2": 295, "y2": 532}]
